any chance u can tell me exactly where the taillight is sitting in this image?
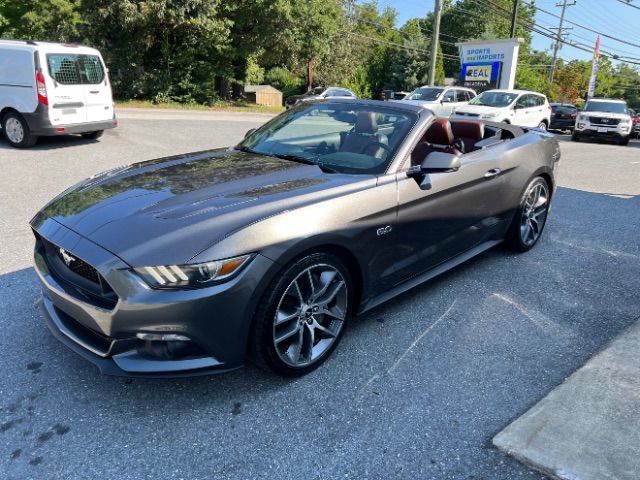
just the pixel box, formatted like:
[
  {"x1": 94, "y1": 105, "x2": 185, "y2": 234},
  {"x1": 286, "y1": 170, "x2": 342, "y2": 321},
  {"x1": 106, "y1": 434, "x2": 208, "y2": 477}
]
[
  {"x1": 35, "y1": 70, "x2": 48, "y2": 106},
  {"x1": 571, "y1": 112, "x2": 577, "y2": 119}
]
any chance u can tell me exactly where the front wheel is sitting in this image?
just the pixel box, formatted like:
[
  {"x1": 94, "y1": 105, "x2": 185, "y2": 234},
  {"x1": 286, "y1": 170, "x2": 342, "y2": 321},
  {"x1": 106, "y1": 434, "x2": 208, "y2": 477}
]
[
  {"x1": 2, "y1": 112, "x2": 37, "y2": 148},
  {"x1": 619, "y1": 136, "x2": 630, "y2": 146},
  {"x1": 250, "y1": 252, "x2": 352, "y2": 376},
  {"x1": 81, "y1": 130, "x2": 104, "y2": 140},
  {"x1": 505, "y1": 177, "x2": 550, "y2": 252},
  {"x1": 571, "y1": 132, "x2": 580, "y2": 142}
]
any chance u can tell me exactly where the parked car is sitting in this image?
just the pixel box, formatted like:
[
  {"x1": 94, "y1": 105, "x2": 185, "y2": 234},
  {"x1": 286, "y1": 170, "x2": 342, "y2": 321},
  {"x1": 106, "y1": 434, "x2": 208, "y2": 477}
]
[
  {"x1": 632, "y1": 110, "x2": 640, "y2": 138},
  {"x1": 285, "y1": 87, "x2": 356, "y2": 109},
  {"x1": 401, "y1": 86, "x2": 476, "y2": 117},
  {"x1": 0, "y1": 40, "x2": 117, "y2": 148},
  {"x1": 549, "y1": 103, "x2": 578, "y2": 132},
  {"x1": 572, "y1": 98, "x2": 633, "y2": 145},
  {"x1": 31, "y1": 99, "x2": 559, "y2": 377},
  {"x1": 451, "y1": 89, "x2": 552, "y2": 129}
]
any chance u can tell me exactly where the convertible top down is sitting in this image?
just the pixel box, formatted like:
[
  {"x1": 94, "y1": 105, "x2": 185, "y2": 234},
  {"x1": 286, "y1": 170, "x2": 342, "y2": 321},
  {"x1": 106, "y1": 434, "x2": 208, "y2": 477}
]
[{"x1": 31, "y1": 99, "x2": 560, "y2": 377}]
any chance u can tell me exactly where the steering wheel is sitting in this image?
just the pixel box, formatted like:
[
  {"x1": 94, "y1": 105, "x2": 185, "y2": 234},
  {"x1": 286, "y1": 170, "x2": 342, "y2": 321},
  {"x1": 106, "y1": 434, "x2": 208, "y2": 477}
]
[{"x1": 360, "y1": 142, "x2": 391, "y2": 155}]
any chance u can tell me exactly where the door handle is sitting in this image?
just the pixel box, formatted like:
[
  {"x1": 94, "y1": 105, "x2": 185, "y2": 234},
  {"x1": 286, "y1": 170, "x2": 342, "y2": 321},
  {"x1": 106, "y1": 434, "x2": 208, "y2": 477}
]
[
  {"x1": 89, "y1": 90, "x2": 100, "y2": 94},
  {"x1": 484, "y1": 168, "x2": 502, "y2": 179}
]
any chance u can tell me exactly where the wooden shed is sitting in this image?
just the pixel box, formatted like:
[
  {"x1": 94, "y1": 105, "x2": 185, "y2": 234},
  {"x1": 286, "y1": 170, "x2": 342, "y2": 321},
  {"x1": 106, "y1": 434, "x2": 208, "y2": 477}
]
[{"x1": 244, "y1": 85, "x2": 283, "y2": 107}]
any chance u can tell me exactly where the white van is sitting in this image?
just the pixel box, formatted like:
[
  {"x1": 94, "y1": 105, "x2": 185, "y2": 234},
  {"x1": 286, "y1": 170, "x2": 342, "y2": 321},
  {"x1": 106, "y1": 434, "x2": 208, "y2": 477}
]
[{"x1": 0, "y1": 40, "x2": 117, "y2": 148}]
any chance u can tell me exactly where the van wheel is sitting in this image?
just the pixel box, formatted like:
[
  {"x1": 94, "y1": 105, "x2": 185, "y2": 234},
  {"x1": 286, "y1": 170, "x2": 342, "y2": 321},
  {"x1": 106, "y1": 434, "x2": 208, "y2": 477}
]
[
  {"x1": 81, "y1": 130, "x2": 104, "y2": 140},
  {"x1": 2, "y1": 112, "x2": 37, "y2": 148}
]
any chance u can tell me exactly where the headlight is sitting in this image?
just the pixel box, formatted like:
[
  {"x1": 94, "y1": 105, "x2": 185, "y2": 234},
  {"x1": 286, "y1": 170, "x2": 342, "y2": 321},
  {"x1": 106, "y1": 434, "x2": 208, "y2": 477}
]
[
  {"x1": 619, "y1": 122, "x2": 629, "y2": 127},
  {"x1": 577, "y1": 114, "x2": 587, "y2": 122},
  {"x1": 481, "y1": 112, "x2": 499, "y2": 119},
  {"x1": 133, "y1": 254, "x2": 253, "y2": 289}
]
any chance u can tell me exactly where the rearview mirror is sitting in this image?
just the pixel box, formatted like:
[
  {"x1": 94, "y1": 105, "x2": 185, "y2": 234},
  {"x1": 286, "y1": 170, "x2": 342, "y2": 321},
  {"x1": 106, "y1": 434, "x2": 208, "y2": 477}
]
[
  {"x1": 245, "y1": 128, "x2": 256, "y2": 138},
  {"x1": 406, "y1": 152, "x2": 461, "y2": 190}
]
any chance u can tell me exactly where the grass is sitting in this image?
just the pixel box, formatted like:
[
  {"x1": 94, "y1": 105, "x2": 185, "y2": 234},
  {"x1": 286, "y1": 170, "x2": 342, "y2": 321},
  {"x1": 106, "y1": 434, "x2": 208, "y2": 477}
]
[{"x1": 115, "y1": 99, "x2": 284, "y2": 114}]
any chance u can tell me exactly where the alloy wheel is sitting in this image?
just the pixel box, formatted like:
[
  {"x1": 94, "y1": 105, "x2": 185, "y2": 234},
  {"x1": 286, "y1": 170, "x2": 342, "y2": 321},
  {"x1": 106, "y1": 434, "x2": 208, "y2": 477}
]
[
  {"x1": 520, "y1": 181, "x2": 549, "y2": 246},
  {"x1": 272, "y1": 263, "x2": 348, "y2": 367},
  {"x1": 537, "y1": 121, "x2": 547, "y2": 131},
  {"x1": 5, "y1": 118, "x2": 24, "y2": 144}
]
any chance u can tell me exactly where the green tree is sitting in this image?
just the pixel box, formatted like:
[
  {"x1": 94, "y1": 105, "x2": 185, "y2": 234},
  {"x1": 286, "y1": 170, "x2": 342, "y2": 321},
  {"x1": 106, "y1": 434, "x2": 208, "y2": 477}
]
[{"x1": 0, "y1": 0, "x2": 81, "y2": 42}]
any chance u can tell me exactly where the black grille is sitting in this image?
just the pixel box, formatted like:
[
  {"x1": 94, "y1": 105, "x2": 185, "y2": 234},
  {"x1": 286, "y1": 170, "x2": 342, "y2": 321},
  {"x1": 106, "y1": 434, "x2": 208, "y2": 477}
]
[
  {"x1": 457, "y1": 112, "x2": 480, "y2": 117},
  {"x1": 51, "y1": 246, "x2": 100, "y2": 284},
  {"x1": 589, "y1": 117, "x2": 620, "y2": 126},
  {"x1": 48, "y1": 241, "x2": 101, "y2": 285},
  {"x1": 36, "y1": 235, "x2": 117, "y2": 310}
]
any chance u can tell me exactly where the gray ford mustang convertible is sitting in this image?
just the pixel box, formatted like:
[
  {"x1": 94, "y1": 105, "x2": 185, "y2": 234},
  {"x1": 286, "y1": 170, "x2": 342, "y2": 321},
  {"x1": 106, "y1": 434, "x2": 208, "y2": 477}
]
[{"x1": 31, "y1": 99, "x2": 560, "y2": 377}]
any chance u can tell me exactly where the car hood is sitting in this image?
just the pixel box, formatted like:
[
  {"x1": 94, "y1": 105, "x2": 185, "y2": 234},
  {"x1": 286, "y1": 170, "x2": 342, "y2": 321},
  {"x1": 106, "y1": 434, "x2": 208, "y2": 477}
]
[
  {"x1": 398, "y1": 99, "x2": 439, "y2": 106},
  {"x1": 582, "y1": 111, "x2": 631, "y2": 120},
  {"x1": 32, "y1": 149, "x2": 374, "y2": 267},
  {"x1": 453, "y1": 104, "x2": 505, "y2": 115}
]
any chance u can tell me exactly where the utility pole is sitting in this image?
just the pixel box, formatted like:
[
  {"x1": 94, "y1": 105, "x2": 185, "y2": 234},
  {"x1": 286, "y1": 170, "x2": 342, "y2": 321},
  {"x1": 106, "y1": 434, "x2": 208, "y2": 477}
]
[
  {"x1": 549, "y1": 0, "x2": 576, "y2": 82},
  {"x1": 428, "y1": 0, "x2": 443, "y2": 85},
  {"x1": 510, "y1": 0, "x2": 519, "y2": 38}
]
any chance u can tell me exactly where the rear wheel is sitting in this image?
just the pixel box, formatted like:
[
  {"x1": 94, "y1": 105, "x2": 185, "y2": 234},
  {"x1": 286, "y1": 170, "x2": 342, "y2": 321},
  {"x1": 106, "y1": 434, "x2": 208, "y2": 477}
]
[
  {"x1": 537, "y1": 121, "x2": 548, "y2": 130},
  {"x1": 250, "y1": 252, "x2": 352, "y2": 376},
  {"x1": 505, "y1": 177, "x2": 550, "y2": 252},
  {"x1": 2, "y1": 112, "x2": 37, "y2": 148},
  {"x1": 81, "y1": 130, "x2": 104, "y2": 140}
]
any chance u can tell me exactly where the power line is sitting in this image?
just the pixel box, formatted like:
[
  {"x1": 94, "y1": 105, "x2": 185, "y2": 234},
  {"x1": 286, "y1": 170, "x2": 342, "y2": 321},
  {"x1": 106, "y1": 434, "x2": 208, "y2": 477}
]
[
  {"x1": 615, "y1": 0, "x2": 640, "y2": 10},
  {"x1": 522, "y1": 0, "x2": 640, "y2": 49}
]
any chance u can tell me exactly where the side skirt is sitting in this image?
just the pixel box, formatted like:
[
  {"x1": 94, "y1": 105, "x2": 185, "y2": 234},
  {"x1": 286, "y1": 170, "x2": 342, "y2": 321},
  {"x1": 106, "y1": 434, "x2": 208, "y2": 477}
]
[{"x1": 357, "y1": 239, "x2": 503, "y2": 315}]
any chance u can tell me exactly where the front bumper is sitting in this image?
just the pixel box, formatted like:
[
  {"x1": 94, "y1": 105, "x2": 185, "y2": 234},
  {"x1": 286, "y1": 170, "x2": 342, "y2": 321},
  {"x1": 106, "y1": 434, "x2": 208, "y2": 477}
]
[
  {"x1": 32, "y1": 218, "x2": 274, "y2": 377},
  {"x1": 575, "y1": 123, "x2": 631, "y2": 139}
]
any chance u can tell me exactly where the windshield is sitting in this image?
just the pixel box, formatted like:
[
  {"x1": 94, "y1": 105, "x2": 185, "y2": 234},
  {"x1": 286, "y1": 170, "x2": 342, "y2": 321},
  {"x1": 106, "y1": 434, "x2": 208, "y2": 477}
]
[
  {"x1": 237, "y1": 103, "x2": 417, "y2": 174},
  {"x1": 469, "y1": 91, "x2": 518, "y2": 107},
  {"x1": 406, "y1": 88, "x2": 443, "y2": 101},
  {"x1": 584, "y1": 101, "x2": 629, "y2": 114}
]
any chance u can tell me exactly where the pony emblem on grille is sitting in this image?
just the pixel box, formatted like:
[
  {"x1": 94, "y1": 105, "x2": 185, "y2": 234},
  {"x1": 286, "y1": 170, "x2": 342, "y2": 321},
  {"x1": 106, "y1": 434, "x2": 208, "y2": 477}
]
[{"x1": 59, "y1": 247, "x2": 76, "y2": 267}]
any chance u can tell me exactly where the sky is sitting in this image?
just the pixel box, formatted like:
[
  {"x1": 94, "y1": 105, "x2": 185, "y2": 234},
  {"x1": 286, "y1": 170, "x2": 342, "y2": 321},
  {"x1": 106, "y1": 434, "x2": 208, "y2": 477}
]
[{"x1": 381, "y1": 0, "x2": 640, "y2": 65}]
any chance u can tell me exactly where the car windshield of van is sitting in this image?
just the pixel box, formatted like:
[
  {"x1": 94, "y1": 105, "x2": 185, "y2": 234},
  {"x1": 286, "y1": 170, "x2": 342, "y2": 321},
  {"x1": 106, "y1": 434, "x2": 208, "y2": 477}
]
[
  {"x1": 406, "y1": 88, "x2": 443, "y2": 101},
  {"x1": 47, "y1": 54, "x2": 105, "y2": 85},
  {"x1": 469, "y1": 91, "x2": 518, "y2": 107},
  {"x1": 237, "y1": 102, "x2": 417, "y2": 175},
  {"x1": 584, "y1": 101, "x2": 629, "y2": 114}
]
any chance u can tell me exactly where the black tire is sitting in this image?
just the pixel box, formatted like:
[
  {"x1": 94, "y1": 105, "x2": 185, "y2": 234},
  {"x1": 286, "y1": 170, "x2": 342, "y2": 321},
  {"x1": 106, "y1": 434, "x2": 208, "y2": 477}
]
[
  {"x1": 249, "y1": 252, "x2": 353, "y2": 376},
  {"x1": 537, "y1": 121, "x2": 548, "y2": 130},
  {"x1": 504, "y1": 177, "x2": 550, "y2": 253},
  {"x1": 619, "y1": 136, "x2": 630, "y2": 146},
  {"x1": 1, "y1": 111, "x2": 37, "y2": 148},
  {"x1": 81, "y1": 130, "x2": 104, "y2": 140},
  {"x1": 571, "y1": 132, "x2": 580, "y2": 142}
]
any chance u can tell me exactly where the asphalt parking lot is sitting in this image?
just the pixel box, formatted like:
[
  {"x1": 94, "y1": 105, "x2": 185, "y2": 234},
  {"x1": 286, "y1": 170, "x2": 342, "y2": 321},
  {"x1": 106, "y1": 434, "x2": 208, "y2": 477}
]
[{"x1": 1, "y1": 110, "x2": 639, "y2": 480}]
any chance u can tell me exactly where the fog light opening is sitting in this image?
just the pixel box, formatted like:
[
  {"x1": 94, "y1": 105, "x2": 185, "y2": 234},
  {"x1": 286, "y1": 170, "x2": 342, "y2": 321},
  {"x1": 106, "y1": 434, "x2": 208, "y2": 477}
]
[
  {"x1": 136, "y1": 332, "x2": 190, "y2": 342},
  {"x1": 135, "y1": 333, "x2": 206, "y2": 360}
]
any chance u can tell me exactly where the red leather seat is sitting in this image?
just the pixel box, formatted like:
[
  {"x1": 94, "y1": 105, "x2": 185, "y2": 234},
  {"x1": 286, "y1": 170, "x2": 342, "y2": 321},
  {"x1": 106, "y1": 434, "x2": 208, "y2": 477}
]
[
  {"x1": 340, "y1": 112, "x2": 388, "y2": 157},
  {"x1": 411, "y1": 118, "x2": 460, "y2": 165},
  {"x1": 451, "y1": 121, "x2": 484, "y2": 153}
]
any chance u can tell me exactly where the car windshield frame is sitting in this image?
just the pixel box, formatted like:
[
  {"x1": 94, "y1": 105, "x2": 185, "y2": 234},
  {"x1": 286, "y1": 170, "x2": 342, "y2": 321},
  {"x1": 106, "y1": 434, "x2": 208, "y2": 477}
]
[
  {"x1": 236, "y1": 102, "x2": 419, "y2": 175},
  {"x1": 405, "y1": 87, "x2": 444, "y2": 102},
  {"x1": 583, "y1": 101, "x2": 629, "y2": 114},
  {"x1": 469, "y1": 91, "x2": 519, "y2": 108}
]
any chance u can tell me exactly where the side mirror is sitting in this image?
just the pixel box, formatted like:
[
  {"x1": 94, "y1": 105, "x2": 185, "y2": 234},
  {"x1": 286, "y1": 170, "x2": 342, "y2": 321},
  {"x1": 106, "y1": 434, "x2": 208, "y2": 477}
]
[
  {"x1": 245, "y1": 128, "x2": 256, "y2": 138},
  {"x1": 406, "y1": 152, "x2": 461, "y2": 190},
  {"x1": 441, "y1": 97, "x2": 452, "y2": 103}
]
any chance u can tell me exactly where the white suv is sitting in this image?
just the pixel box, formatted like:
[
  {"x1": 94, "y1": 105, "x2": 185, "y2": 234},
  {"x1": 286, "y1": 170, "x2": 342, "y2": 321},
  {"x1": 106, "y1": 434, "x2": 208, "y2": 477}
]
[
  {"x1": 401, "y1": 86, "x2": 477, "y2": 117},
  {"x1": 572, "y1": 98, "x2": 633, "y2": 145},
  {"x1": 0, "y1": 40, "x2": 116, "y2": 148},
  {"x1": 450, "y1": 89, "x2": 552, "y2": 129}
]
